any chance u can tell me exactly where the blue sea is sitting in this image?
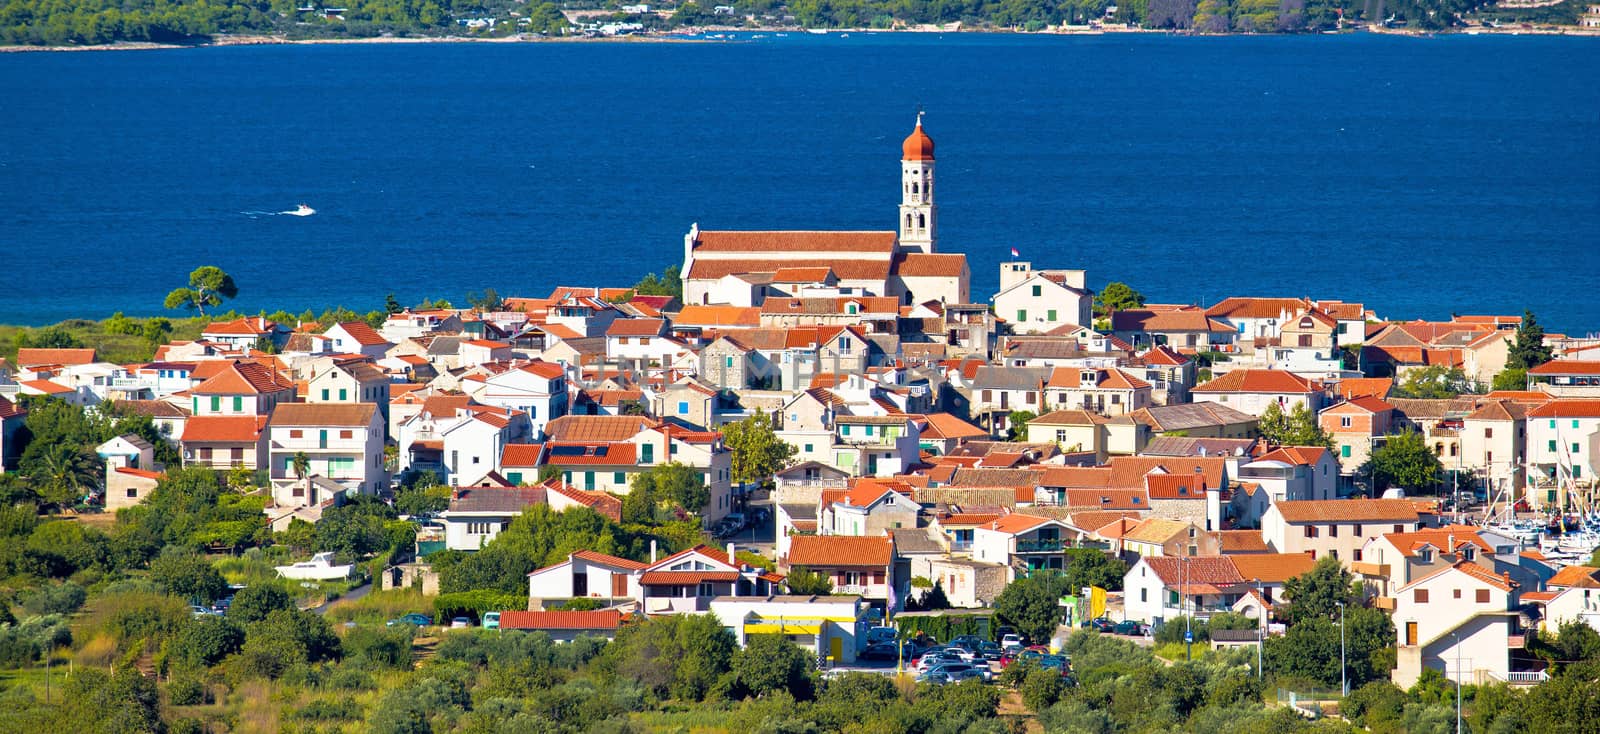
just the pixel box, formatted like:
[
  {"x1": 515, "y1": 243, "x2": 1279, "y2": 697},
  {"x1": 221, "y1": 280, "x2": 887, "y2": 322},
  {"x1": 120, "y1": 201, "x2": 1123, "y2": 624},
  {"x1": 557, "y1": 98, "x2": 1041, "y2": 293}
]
[{"x1": 2, "y1": 32, "x2": 1597, "y2": 333}]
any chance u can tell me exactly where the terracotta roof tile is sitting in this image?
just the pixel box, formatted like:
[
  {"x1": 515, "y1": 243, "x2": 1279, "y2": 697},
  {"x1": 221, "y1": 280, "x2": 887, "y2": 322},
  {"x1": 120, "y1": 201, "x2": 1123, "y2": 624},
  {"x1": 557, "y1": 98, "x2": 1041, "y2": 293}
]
[
  {"x1": 1227, "y1": 553, "x2": 1317, "y2": 583},
  {"x1": 544, "y1": 442, "x2": 637, "y2": 466},
  {"x1": 1145, "y1": 474, "x2": 1207, "y2": 499},
  {"x1": 270, "y1": 403, "x2": 376, "y2": 427},
  {"x1": 1216, "y1": 530, "x2": 1272, "y2": 553},
  {"x1": 545, "y1": 415, "x2": 652, "y2": 442},
  {"x1": 893, "y1": 253, "x2": 967, "y2": 277},
  {"x1": 693, "y1": 230, "x2": 897, "y2": 253},
  {"x1": 1526, "y1": 399, "x2": 1600, "y2": 418},
  {"x1": 1143, "y1": 556, "x2": 1245, "y2": 586},
  {"x1": 16, "y1": 348, "x2": 96, "y2": 366},
  {"x1": 1194, "y1": 369, "x2": 1318, "y2": 394},
  {"x1": 496, "y1": 610, "x2": 623, "y2": 630},
  {"x1": 1272, "y1": 499, "x2": 1419, "y2": 524},
  {"x1": 571, "y1": 550, "x2": 649, "y2": 571},
  {"x1": 328, "y1": 321, "x2": 390, "y2": 346},
  {"x1": 193, "y1": 362, "x2": 293, "y2": 395},
  {"x1": 639, "y1": 570, "x2": 741, "y2": 585},
  {"x1": 1547, "y1": 565, "x2": 1600, "y2": 589},
  {"x1": 182, "y1": 415, "x2": 268, "y2": 443},
  {"x1": 786, "y1": 535, "x2": 893, "y2": 568},
  {"x1": 984, "y1": 513, "x2": 1055, "y2": 534}
]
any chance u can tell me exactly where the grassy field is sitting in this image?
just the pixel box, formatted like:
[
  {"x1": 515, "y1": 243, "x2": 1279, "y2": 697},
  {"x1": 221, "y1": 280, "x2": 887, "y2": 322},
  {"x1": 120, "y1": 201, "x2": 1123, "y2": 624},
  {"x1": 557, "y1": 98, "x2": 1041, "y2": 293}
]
[{"x1": 0, "y1": 315, "x2": 209, "y2": 365}]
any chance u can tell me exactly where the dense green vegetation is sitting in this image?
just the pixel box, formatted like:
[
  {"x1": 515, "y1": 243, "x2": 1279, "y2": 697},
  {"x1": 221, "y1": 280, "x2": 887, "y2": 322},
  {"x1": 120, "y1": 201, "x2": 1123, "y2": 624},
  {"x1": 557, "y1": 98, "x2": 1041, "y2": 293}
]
[{"x1": 1, "y1": 0, "x2": 1586, "y2": 47}]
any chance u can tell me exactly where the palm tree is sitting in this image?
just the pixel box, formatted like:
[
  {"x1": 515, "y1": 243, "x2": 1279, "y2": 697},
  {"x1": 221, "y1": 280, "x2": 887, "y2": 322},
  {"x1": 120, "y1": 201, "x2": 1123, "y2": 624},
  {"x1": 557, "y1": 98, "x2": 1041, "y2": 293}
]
[
  {"x1": 34, "y1": 445, "x2": 99, "y2": 510},
  {"x1": 292, "y1": 451, "x2": 311, "y2": 502}
]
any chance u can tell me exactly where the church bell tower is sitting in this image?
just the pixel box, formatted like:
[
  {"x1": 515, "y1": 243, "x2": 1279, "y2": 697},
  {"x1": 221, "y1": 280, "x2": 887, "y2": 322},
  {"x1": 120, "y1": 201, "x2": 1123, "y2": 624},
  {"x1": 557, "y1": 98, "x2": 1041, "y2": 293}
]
[{"x1": 898, "y1": 113, "x2": 936, "y2": 254}]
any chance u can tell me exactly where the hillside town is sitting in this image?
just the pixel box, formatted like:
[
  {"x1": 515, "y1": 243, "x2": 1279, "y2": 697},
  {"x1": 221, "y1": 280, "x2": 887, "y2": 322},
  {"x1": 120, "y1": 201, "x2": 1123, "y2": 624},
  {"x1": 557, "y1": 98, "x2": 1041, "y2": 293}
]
[{"x1": 4, "y1": 117, "x2": 1599, "y2": 704}]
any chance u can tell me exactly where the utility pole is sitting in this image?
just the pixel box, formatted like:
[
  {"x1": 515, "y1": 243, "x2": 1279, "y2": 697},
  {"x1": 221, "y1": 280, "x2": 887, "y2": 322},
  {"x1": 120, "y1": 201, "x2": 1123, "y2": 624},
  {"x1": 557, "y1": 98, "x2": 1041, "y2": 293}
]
[{"x1": 1184, "y1": 555, "x2": 1192, "y2": 661}]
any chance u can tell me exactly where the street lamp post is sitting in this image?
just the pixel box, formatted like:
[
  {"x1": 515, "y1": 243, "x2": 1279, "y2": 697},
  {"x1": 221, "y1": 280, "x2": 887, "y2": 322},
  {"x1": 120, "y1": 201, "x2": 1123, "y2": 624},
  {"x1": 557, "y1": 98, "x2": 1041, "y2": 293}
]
[
  {"x1": 1337, "y1": 601, "x2": 1347, "y2": 698},
  {"x1": 1453, "y1": 631, "x2": 1463, "y2": 734},
  {"x1": 1184, "y1": 555, "x2": 1192, "y2": 661}
]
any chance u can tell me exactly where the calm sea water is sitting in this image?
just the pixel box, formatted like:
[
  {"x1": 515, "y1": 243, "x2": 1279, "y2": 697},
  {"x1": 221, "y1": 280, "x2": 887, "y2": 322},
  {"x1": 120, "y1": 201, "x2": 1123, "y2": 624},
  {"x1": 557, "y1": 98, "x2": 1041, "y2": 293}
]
[{"x1": 2, "y1": 33, "x2": 1597, "y2": 332}]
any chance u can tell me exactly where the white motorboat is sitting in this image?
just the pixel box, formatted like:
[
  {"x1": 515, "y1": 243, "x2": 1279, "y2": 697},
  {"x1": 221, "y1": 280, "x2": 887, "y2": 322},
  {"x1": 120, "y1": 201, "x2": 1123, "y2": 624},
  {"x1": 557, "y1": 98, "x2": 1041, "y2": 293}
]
[
  {"x1": 275, "y1": 552, "x2": 353, "y2": 581},
  {"x1": 284, "y1": 203, "x2": 316, "y2": 217}
]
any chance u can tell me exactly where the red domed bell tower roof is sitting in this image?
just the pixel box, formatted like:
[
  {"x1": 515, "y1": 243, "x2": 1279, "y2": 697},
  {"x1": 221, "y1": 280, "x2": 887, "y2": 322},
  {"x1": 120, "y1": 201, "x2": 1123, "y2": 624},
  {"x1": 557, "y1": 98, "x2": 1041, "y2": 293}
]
[{"x1": 902, "y1": 114, "x2": 935, "y2": 161}]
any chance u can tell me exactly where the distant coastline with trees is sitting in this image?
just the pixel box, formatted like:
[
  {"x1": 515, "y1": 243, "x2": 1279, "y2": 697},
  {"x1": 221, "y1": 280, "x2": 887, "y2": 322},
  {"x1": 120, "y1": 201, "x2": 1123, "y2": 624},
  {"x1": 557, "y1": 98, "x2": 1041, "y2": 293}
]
[{"x1": 1, "y1": 0, "x2": 1592, "y2": 49}]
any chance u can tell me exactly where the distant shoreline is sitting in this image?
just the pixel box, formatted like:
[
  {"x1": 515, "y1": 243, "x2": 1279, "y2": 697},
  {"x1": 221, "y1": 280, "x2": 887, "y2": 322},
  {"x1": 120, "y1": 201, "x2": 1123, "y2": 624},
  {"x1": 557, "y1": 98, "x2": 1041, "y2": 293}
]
[{"x1": 2, "y1": 24, "x2": 1597, "y2": 53}]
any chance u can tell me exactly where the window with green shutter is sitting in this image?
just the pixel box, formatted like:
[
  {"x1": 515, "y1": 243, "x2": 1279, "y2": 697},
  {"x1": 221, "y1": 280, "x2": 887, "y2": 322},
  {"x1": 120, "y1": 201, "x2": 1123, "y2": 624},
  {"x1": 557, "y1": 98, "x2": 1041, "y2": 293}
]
[
  {"x1": 506, "y1": 472, "x2": 522, "y2": 484},
  {"x1": 339, "y1": 388, "x2": 347, "y2": 401},
  {"x1": 642, "y1": 444, "x2": 654, "y2": 463},
  {"x1": 233, "y1": 396, "x2": 242, "y2": 412},
  {"x1": 1047, "y1": 309, "x2": 1057, "y2": 322},
  {"x1": 614, "y1": 472, "x2": 625, "y2": 484},
  {"x1": 321, "y1": 389, "x2": 329, "y2": 401},
  {"x1": 1031, "y1": 285, "x2": 1042, "y2": 297},
  {"x1": 1549, "y1": 440, "x2": 1558, "y2": 452},
  {"x1": 210, "y1": 396, "x2": 220, "y2": 412},
  {"x1": 1017, "y1": 310, "x2": 1027, "y2": 322}
]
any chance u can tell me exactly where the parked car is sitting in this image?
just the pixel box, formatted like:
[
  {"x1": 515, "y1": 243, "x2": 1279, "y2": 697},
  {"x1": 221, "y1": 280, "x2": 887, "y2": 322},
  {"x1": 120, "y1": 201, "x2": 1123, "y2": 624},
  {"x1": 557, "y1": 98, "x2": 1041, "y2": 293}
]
[
  {"x1": 387, "y1": 613, "x2": 434, "y2": 627},
  {"x1": 977, "y1": 641, "x2": 1003, "y2": 661},
  {"x1": 1113, "y1": 620, "x2": 1149, "y2": 636},
  {"x1": 1038, "y1": 654, "x2": 1070, "y2": 675},
  {"x1": 1084, "y1": 617, "x2": 1115, "y2": 633},
  {"x1": 949, "y1": 635, "x2": 983, "y2": 652},
  {"x1": 450, "y1": 616, "x2": 472, "y2": 629},
  {"x1": 1000, "y1": 633, "x2": 1024, "y2": 651},
  {"x1": 190, "y1": 605, "x2": 214, "y2": 618},
  {"x1": 859, "y1": 643, "x2": 899, "y2": 661}
]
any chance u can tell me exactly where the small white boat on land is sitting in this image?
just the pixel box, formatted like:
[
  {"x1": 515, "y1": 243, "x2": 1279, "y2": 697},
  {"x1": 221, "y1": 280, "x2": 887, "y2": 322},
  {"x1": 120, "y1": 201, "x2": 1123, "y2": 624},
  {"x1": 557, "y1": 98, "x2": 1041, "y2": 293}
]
[{"x1": 275, "y1": 552, "x2": 353, "y2": 581}]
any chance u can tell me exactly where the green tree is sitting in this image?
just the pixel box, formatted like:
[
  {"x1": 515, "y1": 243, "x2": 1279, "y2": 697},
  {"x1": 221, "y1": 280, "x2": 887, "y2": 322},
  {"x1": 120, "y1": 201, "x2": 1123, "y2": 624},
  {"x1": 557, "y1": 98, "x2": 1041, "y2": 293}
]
[
  {"x1": 27, "y1": 442, "x2": 99, "y2": 509},
  {"x1": 394, "y1": 480, "x2": 450, "y2": 516},
  {"x1": 1505, "y1": 309, "x2": 1554, "y2": 370},
  {"x1": 1020, "y1": 665, "x2": 1065, "y2": 711},
  {"x1": 785, "y1": 566, "x2": 834, "y2": 595},
  {"x1": 631, "y1": 264, "x2": 683, "y2": 299},
  {"x1": 1278, "y1": 555, "x2": 1359, "y2": 624},
  {"x1": 1394, "y1": 365, "x2": 1476, "y2": 399},
  {"x1": 1491, "y1": 367, "x2": 1528, "y2": 392},
  {"x1": 1094, "y1": 282, "x2": 1146, "y2": 318},
  {"x1": 228, "y1": 584, "x2": 294, "y2": 624},
  {"x1": 149, "y1": 549, "x2": 228, "y2": 603},
  {"x1": 733, "y1": 634, "x2": 815, "y2": 698},
  {"x1": 162, "y1": 265, "x2": 239, "y2": 316},
  {"x1": 1363, "y1": 429, "x2": 1442, "y2": 493},
  {"x1": 174, "y1": 614, "x2": 245, "y2": 667},
  {"x1": 1006, "y1": 410, "x2": 1037, "y2": 441},
  {"x1": 59, "y1": 668, "x2": 163, "y2": 734},
  {"x1": 631, "y1": 462, "x2": 709, "y2": 515},
  {"x1": 995, "y1": 569, "x2": 1070, "y2": 644},
  {"x1": 384, "y1": 292, "x2": 403, "y2": 314},
  {"x1": 721, "y1": 410, "x2": 796, "y2": 489},
  {"x1": 1257, "y1": 402, "x2": 1334, "y2": 449},
  {"x1": 1062, "y1": 548, "x2": 1128, "y2": 592}
]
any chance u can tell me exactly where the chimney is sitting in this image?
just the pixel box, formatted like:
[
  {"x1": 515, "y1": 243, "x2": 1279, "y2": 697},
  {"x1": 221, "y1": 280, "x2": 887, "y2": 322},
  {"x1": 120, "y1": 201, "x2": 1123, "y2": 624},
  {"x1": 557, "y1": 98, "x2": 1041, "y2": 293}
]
[
  {"x1": 650, "y1": 539, "x2": 658, "y2": 564},
  {"x1": 727, "y1": 542, "x2": 736, "y2": 567}
]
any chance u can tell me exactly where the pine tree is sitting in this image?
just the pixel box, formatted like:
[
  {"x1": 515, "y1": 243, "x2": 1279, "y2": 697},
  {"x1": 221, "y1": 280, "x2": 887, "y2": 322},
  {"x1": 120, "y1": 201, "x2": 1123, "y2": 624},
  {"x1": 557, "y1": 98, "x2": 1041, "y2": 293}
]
[{"x1": 1506, "y1": 310, "x2": 1554, "y2": 371}]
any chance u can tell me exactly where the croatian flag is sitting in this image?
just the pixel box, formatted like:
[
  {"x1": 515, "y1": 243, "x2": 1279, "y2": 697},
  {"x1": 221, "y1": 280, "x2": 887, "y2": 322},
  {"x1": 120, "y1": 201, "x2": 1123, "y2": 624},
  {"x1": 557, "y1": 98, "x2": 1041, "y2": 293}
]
[{"x1": 1010, "y1": 247, "x2": 1019, "y2": 258}]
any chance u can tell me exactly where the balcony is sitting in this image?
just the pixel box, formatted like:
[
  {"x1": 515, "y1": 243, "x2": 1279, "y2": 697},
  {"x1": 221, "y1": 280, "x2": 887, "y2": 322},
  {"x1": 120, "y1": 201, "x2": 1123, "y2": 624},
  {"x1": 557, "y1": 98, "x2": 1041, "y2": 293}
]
[
  {"x1": 1350, "y1": 562, "x2": 1389, "y2": 578},
  {"x1": 1016, "y1": 538, "x2": 1065, "y2": 553},
  {"x1": 1488, "y1": 670, "x2": 1549, "y2": 686}
]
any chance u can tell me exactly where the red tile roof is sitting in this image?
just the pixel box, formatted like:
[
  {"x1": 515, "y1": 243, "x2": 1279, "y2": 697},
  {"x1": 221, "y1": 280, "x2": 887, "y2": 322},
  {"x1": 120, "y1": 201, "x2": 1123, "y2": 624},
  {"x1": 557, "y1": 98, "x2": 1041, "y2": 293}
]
[
  {"x1": 0, "y1": 396, "x2": 24, "y2": 420},
  {"x1": 606, "y1": 318, "x2": 667, "y2": 338},
  {"x1": 1047, "y1": 367, "x2": 1151, "y2": 390},
  {"x1": 544, "y1": 442, "x2": 637, "y2": 466},
  {"x1": 269, "y1": 403, "x2": 377, "y2": 427},
  {"x1": 1227, "y1": 553, "x2": 1317, "y2": 583},
  {"x1": 1547, "y1": 565, "x2": 1600, "y2": 589},
  {"x1": 786, "y1": 535, "x2": 893, "y2": 568},
  {"x1": 114, "y1": 467, "x2": 165, "y2": 480},
  {"x1": 16, "y1": 348, "x2": 96, "y2": 366},
  {"x1": 1336, "y1": 378, "x2": 1394, "y2": 400},
  {"x1": 984, "y1": 513, "x2": 1054, "y2": 534},
  {"x1": 639, "y1": 570, "x2": 741, "y2": 585},
  {"x1": 1526, "y1": 399, "x2": 1600, "y2": 418},
  {"x1": 688, "y1": 258, "x2": 894, "y2": 282},
  {"x1": 893, "y1": 253, "x2": 967, "y2": 277},
  {"x1": 193, "y1": 362, "x2": 293, "y2": 395},
  {"x1": 1145, "y1": 474, "x2": 1207, "y2": 500},
  {"x1": 571, "y1": 549, "x2": 649, "y2": 571},
  {"x1": 496, "y1": 610, "x2": 623, "y2": 630},
  {"x1": 204, "y1": 317, "x2": 277, "y2": 336},
  {"x1": 675, "y1": 305, "x2": 763, "y2": 328},
  {"x1": 693, "y1": 230, "x2": 897, "y2": 254},
  {"x1": 1205, "y1": 297, "x2": 1310, "y2": 320},
  {"x1": 1143, "y1": 556, "x2": 1245, "y2": 586},
  {"x1": 183, "y1": 415, "x2": 268, "y2": 443},
  {"x1": 1194, "y1": 369, "x2": 1318, "y2": 394},
  {"x1": 1272, "y1": 499, "x2": 1419, "y2": 524},
  {"x1": 1256, "y1": 446, "x2": 1330, "y2": 466},
  {"x1": 329, "y1": 321, "x2": 390, "y2": 346},
  {"x1": 1140, "y1": 345, "x2": 1190, "y2": 366},
  {"x1": 21, "y1": 379, "x2": 72, "y2": 395},
  {"x1": 914, "y1": 412, "x2": 988, "y2": 440}
]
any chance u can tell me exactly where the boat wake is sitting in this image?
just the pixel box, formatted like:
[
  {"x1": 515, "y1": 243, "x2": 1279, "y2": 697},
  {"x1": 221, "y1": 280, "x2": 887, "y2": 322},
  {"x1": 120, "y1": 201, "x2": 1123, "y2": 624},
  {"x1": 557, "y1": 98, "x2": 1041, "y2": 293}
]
[{"x1": 240, "y1": 204, "x2": 316, "y2": 218}]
